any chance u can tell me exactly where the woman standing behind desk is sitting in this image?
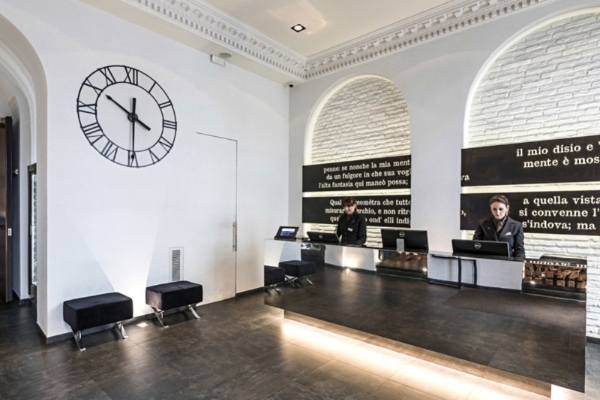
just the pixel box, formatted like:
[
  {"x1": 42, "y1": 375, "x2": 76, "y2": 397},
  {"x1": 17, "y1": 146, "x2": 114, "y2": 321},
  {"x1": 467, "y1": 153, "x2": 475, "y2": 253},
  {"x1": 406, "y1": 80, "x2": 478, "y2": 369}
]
[
  {"x1": 473, "y1": 195, "x2": 525, "y2": 259},
  {"x1": 337, "y1": 197, "x2": 367, "y2": 246}
]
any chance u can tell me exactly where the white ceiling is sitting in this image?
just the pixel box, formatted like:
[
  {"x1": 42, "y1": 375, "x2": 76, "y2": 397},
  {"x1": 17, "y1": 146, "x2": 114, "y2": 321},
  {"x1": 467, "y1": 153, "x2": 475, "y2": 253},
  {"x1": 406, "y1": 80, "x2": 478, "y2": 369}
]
[
  {"x1": 82, "y1": 0, "x2": 537, "y2": 84},
  {"x1": 199, "y1": 0, "x2": 454, "y2": 57}
]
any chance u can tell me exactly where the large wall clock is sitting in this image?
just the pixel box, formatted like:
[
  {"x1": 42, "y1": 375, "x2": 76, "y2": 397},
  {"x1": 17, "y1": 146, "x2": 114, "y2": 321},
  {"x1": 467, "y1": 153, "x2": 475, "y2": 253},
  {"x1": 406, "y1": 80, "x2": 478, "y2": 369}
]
[{"x1": 76, "y1": 65, "x2": 177, "y2": 168}]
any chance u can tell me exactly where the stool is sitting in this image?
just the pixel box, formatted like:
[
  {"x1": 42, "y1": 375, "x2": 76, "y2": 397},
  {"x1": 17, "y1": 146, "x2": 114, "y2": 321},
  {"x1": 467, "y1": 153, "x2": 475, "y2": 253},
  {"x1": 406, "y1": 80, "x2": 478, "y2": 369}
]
[
  {"x1": 146, "y1": 280, "x2": 203, "y2": 328},
  {"x1": 279, "y1": 260, "x2": 317, "y2": 288},
  {"x1": 63, "y1": 292, "x2": 133, "y2": 351},
  {"x1": 264, "y1": 265, "x2": 285, "y2": 294}
]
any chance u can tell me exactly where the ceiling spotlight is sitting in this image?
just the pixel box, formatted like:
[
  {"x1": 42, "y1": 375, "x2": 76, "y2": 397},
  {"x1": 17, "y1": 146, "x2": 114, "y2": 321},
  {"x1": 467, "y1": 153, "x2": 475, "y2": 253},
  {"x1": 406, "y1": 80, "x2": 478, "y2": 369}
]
[{"x1": 291, "y1": 24, "x2": 306, "y2": 33}]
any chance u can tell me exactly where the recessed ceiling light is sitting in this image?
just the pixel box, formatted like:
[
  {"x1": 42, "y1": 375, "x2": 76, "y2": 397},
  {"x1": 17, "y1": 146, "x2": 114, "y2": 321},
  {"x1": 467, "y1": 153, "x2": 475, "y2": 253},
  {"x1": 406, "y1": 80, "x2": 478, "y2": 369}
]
[
  {"x1": 219, "y1": 52, "x2": 232, "y2": 59},
  {"x1": 291, "y1": 24, "x2": 306, "y2": 33}
]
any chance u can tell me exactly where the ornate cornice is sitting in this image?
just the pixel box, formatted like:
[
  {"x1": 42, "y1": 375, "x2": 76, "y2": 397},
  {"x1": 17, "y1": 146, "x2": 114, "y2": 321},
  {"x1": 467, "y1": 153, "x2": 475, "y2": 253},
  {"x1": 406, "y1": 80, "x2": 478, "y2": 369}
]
[
  {"x1": 121, "y1": 0, "x2": 307, "y2": 79},
  {"x1": 120, "y1": 0, "x2": 559, "y2": 82},
  {"x1": 305, "y1": 0, "x2": 560, "y2": 80}
]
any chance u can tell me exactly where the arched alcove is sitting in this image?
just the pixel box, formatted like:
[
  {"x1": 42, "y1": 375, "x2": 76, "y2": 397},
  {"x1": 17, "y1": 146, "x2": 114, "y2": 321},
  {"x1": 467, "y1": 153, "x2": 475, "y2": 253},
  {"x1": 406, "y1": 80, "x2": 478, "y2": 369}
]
[
  {"x1": 465, "y1": 9, "x2": 600, "y2": 337},
  {"x1": 304, "y1": 74, "x2": 410, "y2": 245}
]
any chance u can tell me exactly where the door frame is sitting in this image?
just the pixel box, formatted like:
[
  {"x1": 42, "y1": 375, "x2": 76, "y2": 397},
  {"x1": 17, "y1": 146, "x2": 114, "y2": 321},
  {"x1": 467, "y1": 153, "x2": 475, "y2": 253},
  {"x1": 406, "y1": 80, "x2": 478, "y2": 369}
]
[
  {"x1": 27, "y1": 163, "x2": 36, "y2": 296},
  {"x1": 196, "y1": 132, "x2": 238, "y2": 293}
]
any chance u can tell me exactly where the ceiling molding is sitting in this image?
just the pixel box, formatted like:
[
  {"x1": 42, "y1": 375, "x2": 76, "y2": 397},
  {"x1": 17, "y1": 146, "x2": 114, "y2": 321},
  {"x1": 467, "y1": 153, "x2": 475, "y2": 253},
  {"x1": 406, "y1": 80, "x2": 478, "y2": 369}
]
[
  {"x1": 121, "y1": 0, "x2": 307, "y2": 80},
  {"x1": 120, "y1": 0, "x2": 559, "y2": 83},
  {"x1": 305, "y1": 0, "x2": 560, "y2": 80}
]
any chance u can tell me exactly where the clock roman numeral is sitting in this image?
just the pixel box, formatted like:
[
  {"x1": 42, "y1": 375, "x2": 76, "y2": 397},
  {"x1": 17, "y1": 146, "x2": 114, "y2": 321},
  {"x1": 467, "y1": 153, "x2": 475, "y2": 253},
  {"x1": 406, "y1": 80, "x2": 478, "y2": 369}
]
[
  {"x1": 101, "y1": 141, "x2": 118, "y2": 161},
  {"x1": 158, "y1": 100, "x2": 172, "y2": 109},
  {"x1": 149, "y1": 149, "x2": 161, "y2": 164},
  {"x1": 77, "y1": 101, "x2": 97, "y2": 115},
  {"x1": 82, "y1": 122, "x2": 102, "y2": 135},
  {"x1": 163, "y1": 120, "x2": 177, "y2": 130},
  {"x1": 127, "y1": 151, "x2": 139, "y2": 167},
  {"x1": 158, "y1": 137, "x2": 173, "y2": 152},
  {"x1": 99, "y1": 67, "x2": 116, "y2": 85},
  {"x1": 124, "y1": 67, "x2": 139, "y2": 85},
  {"x1": 84, "y1": 79, "x2": 103, "y2": 95}
]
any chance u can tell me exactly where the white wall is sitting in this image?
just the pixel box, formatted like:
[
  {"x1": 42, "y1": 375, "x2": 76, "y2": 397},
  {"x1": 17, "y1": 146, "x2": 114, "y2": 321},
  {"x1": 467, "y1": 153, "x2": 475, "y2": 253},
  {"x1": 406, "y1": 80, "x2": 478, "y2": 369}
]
[
  {"x1": 289, "y1": 0, "x2": 600, "y2": 337},
  {"x1": 0, "y1": 0, "x2": 289, "y2": 337},
  {"x1": 0, "y1": 90, "x2": 10, "y2": 116}
]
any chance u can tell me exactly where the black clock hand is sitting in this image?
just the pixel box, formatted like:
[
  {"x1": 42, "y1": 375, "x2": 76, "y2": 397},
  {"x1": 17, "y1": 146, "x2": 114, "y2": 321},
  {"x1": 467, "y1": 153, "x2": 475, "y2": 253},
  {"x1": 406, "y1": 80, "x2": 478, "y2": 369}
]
[
  {"x1": 131, "y1": 98, "x2": 136, "y2": 159},
  {"x1": 106, "y1": 95, "x2": 151, "y2": 131},
  {"x1": 133, "y1": 115, "x2": 151, "y2": 131},
  {"x1": 106, "y1": 95, "x2": 130, "y2": 115}
]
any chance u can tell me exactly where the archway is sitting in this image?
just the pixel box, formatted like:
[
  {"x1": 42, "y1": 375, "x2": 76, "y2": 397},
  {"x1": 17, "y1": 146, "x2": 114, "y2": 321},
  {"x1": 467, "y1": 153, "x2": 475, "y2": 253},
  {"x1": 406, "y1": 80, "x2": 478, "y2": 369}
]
[{"x1": 0, "y1": 12, "x2": 48, "y2": 331}]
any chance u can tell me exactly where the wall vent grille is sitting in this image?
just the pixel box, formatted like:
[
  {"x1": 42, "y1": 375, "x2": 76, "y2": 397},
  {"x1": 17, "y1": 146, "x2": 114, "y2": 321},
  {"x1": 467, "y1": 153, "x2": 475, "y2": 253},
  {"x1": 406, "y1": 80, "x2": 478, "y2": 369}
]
[{"x1": 170, "y1": 247, "x2": 184, "y2": 282}]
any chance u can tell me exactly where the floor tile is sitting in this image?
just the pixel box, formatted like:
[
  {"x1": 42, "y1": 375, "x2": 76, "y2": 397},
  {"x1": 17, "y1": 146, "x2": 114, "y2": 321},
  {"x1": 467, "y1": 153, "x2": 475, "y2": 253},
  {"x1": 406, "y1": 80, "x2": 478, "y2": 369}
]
[
  {"x1": 290, "y1": 327, "x2": 362, "y2": 358},
  {"x1": 253, "y1": 342, "x2": 331, "y2": 380},
  {"x1": 334, "y1": 341, "x2": 415, "y2": 379},
  {"x1": 296, "y1": 359, "x2": 387, "y2": 400},
  {"x1": 390, "y1": 359, "x2": 480, "y2": 400},
  {"x1": 467, "y1": 378, "x2": 549, "y2": 400},
  {"x1": 366, "y1": 380, "x2": 442, "y2": 400}
]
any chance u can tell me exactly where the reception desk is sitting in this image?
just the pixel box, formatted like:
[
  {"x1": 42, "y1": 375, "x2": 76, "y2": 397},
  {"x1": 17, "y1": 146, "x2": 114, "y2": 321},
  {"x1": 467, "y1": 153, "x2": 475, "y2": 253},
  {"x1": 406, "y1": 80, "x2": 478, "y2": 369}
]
[
  {"x1": 265, "y1": 239, "x2": 524, "y2": 290},
  {"x1": 263, "y1": 239, "x2": 586, "y2": 392},
  {"x1": 427, "y1": 251, "x2": 524, "y2": 290}
]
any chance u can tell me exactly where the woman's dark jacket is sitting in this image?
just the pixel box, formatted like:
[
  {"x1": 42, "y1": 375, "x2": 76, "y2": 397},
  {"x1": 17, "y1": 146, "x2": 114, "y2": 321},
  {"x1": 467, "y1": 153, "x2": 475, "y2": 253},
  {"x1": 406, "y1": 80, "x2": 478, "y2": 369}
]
[
  {"x1": 473, "y1": 216, "x2": 525, "y2": 259},
  {"x1": 336, "y1": 211, "x2": 367, "y2": 245}
]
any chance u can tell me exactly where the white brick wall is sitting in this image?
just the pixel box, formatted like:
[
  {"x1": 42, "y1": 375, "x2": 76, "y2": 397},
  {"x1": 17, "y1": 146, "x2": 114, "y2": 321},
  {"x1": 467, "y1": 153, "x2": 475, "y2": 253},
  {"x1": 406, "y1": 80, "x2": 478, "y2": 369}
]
[
  {"x1": 307, "y1": 76, "x2": 411, "y2": 247},
  {"x1": 467, "y1": 12, "x2": 600, "y2": 338},
  {"x1": 311, "y1": 77, "x2": 410, "y2": 163}
]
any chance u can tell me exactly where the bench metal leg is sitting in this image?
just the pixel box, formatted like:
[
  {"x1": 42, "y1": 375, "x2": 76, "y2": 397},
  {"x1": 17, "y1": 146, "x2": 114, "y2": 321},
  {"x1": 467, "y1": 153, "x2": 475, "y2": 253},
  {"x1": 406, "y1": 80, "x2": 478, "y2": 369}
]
[
  {"x1": 304, "y1": 277, "x2": 313, "y2": 285},
  {"x1": 285, "y1": 276, "x2": 300, "y2": 288},
  {"x1": 72, "y1": 329, "x2": 86, "y2": 352},
  {"x1": 116, "y1": 321, "x2": 129, "y2": 339},
  {"x1": 188, "y1": 305, "x2": 201, "y2": 319},
  {"x1": 150, "y1": 306, "x2": 169, "y2": 328}
]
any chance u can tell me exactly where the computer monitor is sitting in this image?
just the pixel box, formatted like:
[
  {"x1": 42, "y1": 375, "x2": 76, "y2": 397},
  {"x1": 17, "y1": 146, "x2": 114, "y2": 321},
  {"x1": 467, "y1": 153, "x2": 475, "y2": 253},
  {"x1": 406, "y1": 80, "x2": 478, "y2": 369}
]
[
  {"x1": 274, "y1": 226, "x2": 299, "y2": 240},
  {"x1": 307, "y1": 231, "x2": 339, "y2": 244},
  {"x1": 381, "y1": 229, "x2": 429, "y2": 252},
  {"x1": 451, "y1": 239, "x2": 510, "y2": 258}
]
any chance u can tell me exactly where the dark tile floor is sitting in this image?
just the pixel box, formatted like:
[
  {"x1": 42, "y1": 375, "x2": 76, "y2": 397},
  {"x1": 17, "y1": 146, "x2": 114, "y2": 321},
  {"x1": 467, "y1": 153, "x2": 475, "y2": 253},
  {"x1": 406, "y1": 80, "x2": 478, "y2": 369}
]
[
  {"x1": 0, "y1": 291, "x2": 598, "y2": 399},
  {"x1": 265, "y1": 264, "x2": 588, "y2": 391}
]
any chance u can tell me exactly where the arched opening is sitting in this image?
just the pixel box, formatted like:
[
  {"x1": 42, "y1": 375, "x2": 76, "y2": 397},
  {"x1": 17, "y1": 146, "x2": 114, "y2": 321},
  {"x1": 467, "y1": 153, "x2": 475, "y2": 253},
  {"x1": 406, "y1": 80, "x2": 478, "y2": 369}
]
[
  {"x1": 465, "y1": 9, "x2": 600, "y2": 336},
  {"x1": 0, "y1": 12, "x2": 48, "y2": 332},
  {"x1": 304, "y1": 74, "x2": 410, "y2": 246}
]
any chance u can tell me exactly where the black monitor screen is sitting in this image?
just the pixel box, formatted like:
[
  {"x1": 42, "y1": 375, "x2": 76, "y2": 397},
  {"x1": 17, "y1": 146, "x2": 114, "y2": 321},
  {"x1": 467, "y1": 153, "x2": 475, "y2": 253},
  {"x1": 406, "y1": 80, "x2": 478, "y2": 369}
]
[
  {"x1": 274, "y1": 226, "x2": 299, "y2": 240},
  {"x1": 381, "y1": 229, "x2": 428, "y2": 252},
  {"x1": 452, "y1": 239, "x2": 510, "y2": 258},
  {"x1": 307, "y1": 231, "x2": 339, "y2": 244}
]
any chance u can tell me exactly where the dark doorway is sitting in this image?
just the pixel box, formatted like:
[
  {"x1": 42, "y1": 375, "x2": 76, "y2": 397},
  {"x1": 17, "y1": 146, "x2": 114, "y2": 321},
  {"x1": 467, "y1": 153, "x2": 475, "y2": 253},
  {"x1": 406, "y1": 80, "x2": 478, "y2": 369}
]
[{"x1": 0, "y1": 116, "x2": 19, "y2": 302}]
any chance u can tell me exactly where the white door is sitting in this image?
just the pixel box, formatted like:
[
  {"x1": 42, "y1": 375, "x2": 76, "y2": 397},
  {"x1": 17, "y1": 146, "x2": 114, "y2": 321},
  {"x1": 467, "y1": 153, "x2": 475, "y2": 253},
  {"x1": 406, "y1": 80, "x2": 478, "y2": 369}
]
[{"x1": 188, "y1": 133, "x2": 237, "y2": 301}]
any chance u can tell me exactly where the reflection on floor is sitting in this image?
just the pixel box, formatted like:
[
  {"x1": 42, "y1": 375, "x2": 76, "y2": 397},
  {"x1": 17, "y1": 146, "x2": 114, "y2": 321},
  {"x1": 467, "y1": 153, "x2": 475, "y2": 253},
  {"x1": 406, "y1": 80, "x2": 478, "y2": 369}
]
[
  {"x1": 0, "y1": 291, "x2": 598, "y2": 399},
  {"x1": 265, "y1": 264, "x2": 587, "y2": 392}
]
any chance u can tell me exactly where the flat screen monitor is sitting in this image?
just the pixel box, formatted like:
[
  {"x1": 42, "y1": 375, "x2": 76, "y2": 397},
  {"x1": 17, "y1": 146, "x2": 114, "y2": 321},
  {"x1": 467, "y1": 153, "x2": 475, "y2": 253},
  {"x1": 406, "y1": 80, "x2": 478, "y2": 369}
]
[
  {"x1": 381, "y1": 229, "x2": 429, "y2": 253},
  {"x1": 274, "y1": 226, "x2": 299, "y2": 240},
  {"x1": 307, "y1": 231, "x2": 339, "y2": 244},
  {"x1": 452, "y1": 239, "x2": 510, "y2": 258}
]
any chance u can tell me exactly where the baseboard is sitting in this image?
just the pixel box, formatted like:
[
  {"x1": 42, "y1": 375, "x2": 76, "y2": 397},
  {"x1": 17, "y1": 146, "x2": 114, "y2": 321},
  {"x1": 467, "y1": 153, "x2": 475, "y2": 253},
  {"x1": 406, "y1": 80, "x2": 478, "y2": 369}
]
[
  {"x1": 236, "y1": 287, "x2": 264, "y2": 296},
  {"x1": 587, "y1": 336, "x2": 600, "y2": 344}
]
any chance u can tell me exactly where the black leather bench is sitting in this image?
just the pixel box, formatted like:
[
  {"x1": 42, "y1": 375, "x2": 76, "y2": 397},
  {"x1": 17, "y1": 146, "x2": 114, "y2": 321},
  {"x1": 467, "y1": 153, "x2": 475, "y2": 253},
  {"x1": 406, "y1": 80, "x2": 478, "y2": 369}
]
[
  {"x1": 264, "y1": 265, "x2": 285, "y2": 294},
  {"x1": 279, "y1": 260, "x2": 317, "y2": 287},
  {"x1": 63, "y1": 292, "x2": 133, "y2": 351},
  {"x1": 146, "y1": 280, "x2": 203, "y2": 328}
]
